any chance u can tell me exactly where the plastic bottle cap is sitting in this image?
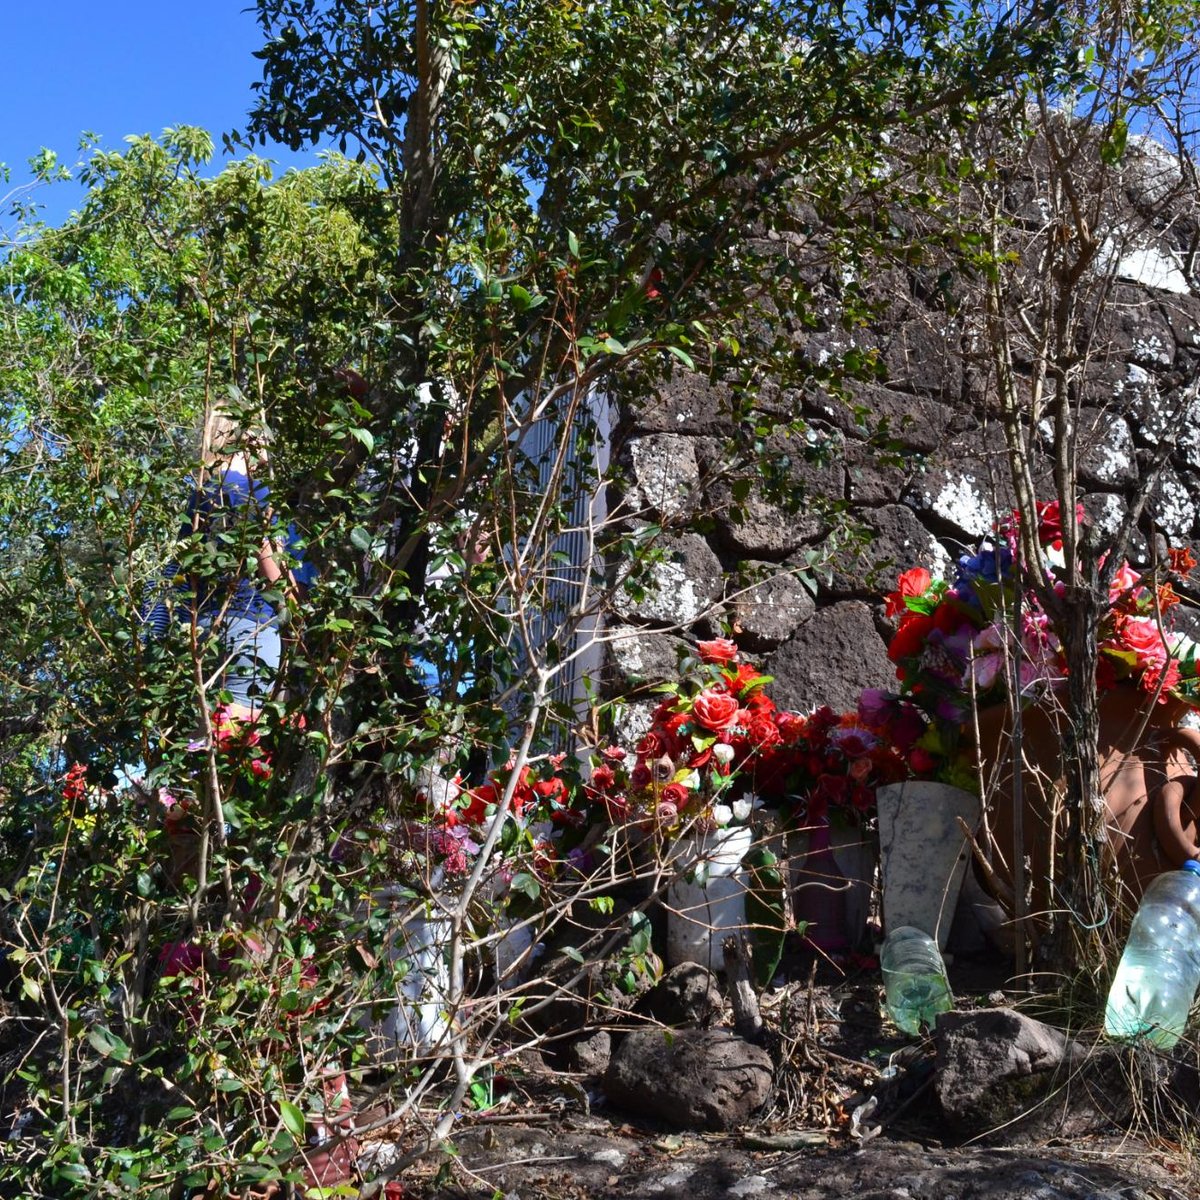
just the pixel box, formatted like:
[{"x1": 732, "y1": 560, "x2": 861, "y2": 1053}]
[{"x1": 1184, "y1": 860, "x2": 1200, "y2": 876}]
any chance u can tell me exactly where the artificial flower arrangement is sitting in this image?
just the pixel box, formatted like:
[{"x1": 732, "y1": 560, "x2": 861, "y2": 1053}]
[
  {"x1": 878, "y1": 500, "x2": 1200, "y2": 764},
  {"x1": 608, "y1": 637, "x2": 778, "y2": 834},
  {"x1": 751, "y1": 703, "x2": 910, "y2": 825}
]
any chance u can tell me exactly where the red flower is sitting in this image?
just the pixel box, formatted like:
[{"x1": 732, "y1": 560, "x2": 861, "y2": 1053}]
[
  {"x1": 660, "y1": 781, "x2": 691, "y2": 809},
  {"x1": 533, "y1": 776, "x2": 567, "y2": 803},
  {"x1": 691, "y1": 688, "x2": 740, "y2": 732},
  {"x1": 590, "y1": 765, "x2": 616, "y2": 790},
  {"x1": 636, "y1": 731, "x2": 665, "y2": 759},
  {"x1": 885, "y1": 567, "x2": 932, "y2": 617},
  {"x1": 62, "y1": 762, "x2": 88, "y2": 803},
  {"x1": 462, "y1": 783, "x2": 498, "y2": 825},
  {"x1": 746, "y1": 714, "x2": 781, "y2": 749},
  {"x1": 696, "y1": 637, "x2": 739, "y2": 664},
  {"x1": 249, "y1": 758, "x2": 272, "y2": 780},
  {"x1": 908, "y1": 746, "x2": 938, "y2": 775},
  {"x1": 723, "y1": 662, "x2": 765, "y2": 697},
  {"x1": 1036, "y1": 499, "x2": 1085, "y2": 551},
  {"x1": 888, "y1": 611, "x2": 935, "y2": 665},
  {"x1": 1168, "y1": 546, "x2": 1197, "y2": 575}
]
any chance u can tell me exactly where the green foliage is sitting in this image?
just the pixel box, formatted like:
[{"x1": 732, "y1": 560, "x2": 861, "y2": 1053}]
[{"x1": 0, "y1": 0, "x2": 1094, "y2": 1189}]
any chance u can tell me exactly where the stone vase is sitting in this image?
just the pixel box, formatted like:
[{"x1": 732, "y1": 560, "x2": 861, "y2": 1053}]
[
  {"x1": 876, "y1": 780, "x2": 981, "y2": 950},
  {"x1": 791, "y1": 816, "x2": 877, "y2": 953},
  {"x1": 665, "y1": 825, "x2": 755, "y2": 972},
  {"x1": 363, "y1": 888, "x2": 452, "y2": 1061}
]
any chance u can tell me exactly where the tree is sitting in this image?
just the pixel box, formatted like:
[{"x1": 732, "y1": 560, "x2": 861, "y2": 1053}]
[
  {"x1": 957, "y1": 0, "x2": 1200, "y2": 974},
  {"x1": 0, "y1": 1, "x2": 1069, "y2": 1191}
]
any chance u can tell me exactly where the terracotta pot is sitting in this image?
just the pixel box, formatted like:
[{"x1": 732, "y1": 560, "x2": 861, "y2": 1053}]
[{"x1": 973, "y1": 687, "x2": 1200, "y2": 914}]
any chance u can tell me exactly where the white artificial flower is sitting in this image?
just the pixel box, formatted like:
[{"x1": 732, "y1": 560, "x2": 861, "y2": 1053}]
[
  {"x1": 681, "y1": 770, "x2": 702, "y2": 790},
  {"x1": 732, "y1": 798, "x2": 752, "y2": 823},
  {"x1": 712, "y1": 803, "x2": 734, "y2": 827},
  {"x1": 712, "y1": 743, "x2": 735, "y2": 765}
]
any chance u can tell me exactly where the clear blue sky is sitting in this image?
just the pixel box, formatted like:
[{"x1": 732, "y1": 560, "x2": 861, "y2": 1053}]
[{"x1": 1, "y1": 3, "x2": 323, "y2": 229}]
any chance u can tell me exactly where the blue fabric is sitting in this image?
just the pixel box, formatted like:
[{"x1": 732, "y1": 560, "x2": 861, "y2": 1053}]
[{"x1": 145, "y1": 469, "x2": 313, "y2": 631}]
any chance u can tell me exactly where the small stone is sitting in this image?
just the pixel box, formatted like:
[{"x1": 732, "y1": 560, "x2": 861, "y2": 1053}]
[
  {"x1": 637, "y1": 962, "x2": 724, "y2": 1028},
  {"x1": 728, "y1": 1176, "x2": 769, "y2": 1197}
]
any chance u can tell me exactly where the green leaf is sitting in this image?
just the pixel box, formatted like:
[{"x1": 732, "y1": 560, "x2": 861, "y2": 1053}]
[
  {"x1": 278, "y1": 1099, "x2": 306, "y2": 1141},
  {"x1": 87, "y1": 1026, "x2": 132, "y2": 1063},
  {"x1": 664, "y1": 344, "x2": 695, "y2": 369}
]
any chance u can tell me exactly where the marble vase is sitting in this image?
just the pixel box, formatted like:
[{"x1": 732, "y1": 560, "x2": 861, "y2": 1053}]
[{"x1": 876, "y1": 781, "x2": 981, "y2": 951}]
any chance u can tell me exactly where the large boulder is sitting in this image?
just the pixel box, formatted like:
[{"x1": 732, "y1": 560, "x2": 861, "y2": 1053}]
[
  {"x1": 603, "y1": 1028, "x2": 773, "y2": 1131},
  {"x1": 934, "y1": 1008, "x2": 1134, "y2": 1139},
  {"x1": 765, "y1": 601, "x2": 894, "y2": 714}
]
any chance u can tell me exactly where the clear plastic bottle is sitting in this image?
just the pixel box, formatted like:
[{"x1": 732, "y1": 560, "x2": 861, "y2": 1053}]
[
  {"x1": 880, "y1": 925, "x2": 953, "y2": 1035},
  {"x1": 1104, "y1": 859, "x2": 1200, "y2": 1049}
]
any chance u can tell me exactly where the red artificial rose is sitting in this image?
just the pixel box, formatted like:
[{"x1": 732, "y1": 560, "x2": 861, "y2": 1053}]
[
  {"x1": 533, "y1": 776, "x2": 567, "y2": 803},
  {"x1": 691, "y1": 688, "x2": 740, "y2": 732},
  {"x1": 887, "y1": 611, "x2": 935, "y2": 664},
  {"x1": 689, "y1": 746, "x2": 714, "y2": 770},
  {"x1": 908, "y1": 746, "x2": 938, "y2": 775},
  {"x1": 775, "y1": 712, "x2": 806, "y2": 743},
  {"x1": 659, "y1": 711, "x2": 692, "y2": 755},
  {"x1": 696, "y1": 637, "x2": 739, "y2": 664},
  {"x1": 1120, "y1": 616, "x2": 1170, "y2": 666},
  {"x1": 1140, "y1": 659, "x2": 1181, "y2": 698},
  {"x1": 747, "y1": 714, "x2": 781, "y2": 749},
  {"x1": 636, "y1": 731, "x2": 665, "y2": 759},
  {"x1": 630, "y1": 762, "x2": 652, "y2": 789},
  {"x1": 249, "y1": 757, "x2": 272, "y2": 780},
  {"x1": 590, "y1": 765, "x2": 616, "y2": 790},
  {"x1": 660, "y1": 781, "x2": 691, "y2": 809},
  {"x1": 885, "y1": 567, "x2": 933, "y2": 617}
]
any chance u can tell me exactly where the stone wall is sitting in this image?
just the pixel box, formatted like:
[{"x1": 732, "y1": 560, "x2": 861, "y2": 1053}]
[{"x1": 606, "y1": 138, "x2": 1200, "y2": 723}]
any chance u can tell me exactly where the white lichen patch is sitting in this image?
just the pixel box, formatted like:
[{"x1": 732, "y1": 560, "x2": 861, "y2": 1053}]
[
  {"x1": 1085, "y1": 493, "x2": 1125, "y2": 540},
  {"x1": 1155, "y1": 474, "x2": 1197, "y2": 537},
  {"x1": 1084, "y1": 418, "x2": 1134, "y2": 484},
  {"x1": 628, "y1": 434, "x2": 698, "y2": 520},
  {"x1": 1131, "y1": 333, "x2": 1173, "y2": 367},
  {"x1": 591, "y1": 1149, "x2": 626, "y2": 1167},
  {"x1": 922, "y1": 474, "x2": 996, "y2": 537}
]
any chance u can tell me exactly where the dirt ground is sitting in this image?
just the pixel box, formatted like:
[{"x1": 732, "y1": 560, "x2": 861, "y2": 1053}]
[{"x1": 370, "y1": 952, "x2": 1200, "y2": 1200}]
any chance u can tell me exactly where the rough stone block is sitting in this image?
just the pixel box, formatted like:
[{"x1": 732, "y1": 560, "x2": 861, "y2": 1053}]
[
  {"x1": 603, "y1": 1028, "x2": 773, "y2": 1130},
  {"x1": 764, "y1": 601, "x2": 894, "y2": 714},
  {"x1": 731, "y1": 562, "x2": 816, "y2": 649},
  {"x1": 613, "y1": 532, "x2": 724, "y2": 627}
]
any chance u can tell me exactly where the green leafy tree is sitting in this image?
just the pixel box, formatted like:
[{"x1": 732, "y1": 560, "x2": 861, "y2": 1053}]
[{"x1": 0, "y1": 1, "x2": 1070, "y2": 1191}]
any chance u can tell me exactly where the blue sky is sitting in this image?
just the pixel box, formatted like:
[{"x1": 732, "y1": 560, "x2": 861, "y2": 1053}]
[{"x1": 1, "y1": 3, "x2": 323, "y2": 230}]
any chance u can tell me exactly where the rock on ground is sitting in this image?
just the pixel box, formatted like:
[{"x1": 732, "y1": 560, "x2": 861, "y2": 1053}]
[{"x1": 603, "y1": 1028, "x2": 773, "y2": 1131}]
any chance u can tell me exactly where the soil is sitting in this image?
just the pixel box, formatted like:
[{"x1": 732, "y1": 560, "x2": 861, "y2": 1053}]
[{"x1": 360, "y1": 951, "x2": 1200, "y2": 1200}]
